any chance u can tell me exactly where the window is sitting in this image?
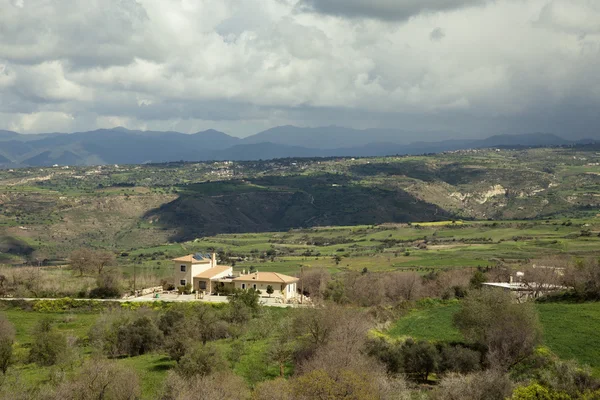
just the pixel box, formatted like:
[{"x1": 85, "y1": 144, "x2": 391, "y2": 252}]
[
  {"x1": 253, "y1": 284, "x2": 257, "y2": 290},
  {"x1": 180, "y1": 265, "x2": 186, "y2": 272},
  {"x1": 180, "y1": 279, "x2": 186, "y2": 286},
  {"x1": 242, "y1": 283, "x2": 246, "y2": 290}
]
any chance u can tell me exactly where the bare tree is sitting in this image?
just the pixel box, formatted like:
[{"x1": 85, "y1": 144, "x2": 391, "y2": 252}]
[
  {"x1": 69, "y1": 249, "x2": 95, "y2": 276},
  {"x1": 454, "y1": 289, "x2": 542, "y2": 369},
  {"x1": 161, "y1": 370, "x2": 249, "y2": 400},
  {"x1": 52, "y1": 358, "x2": 141, "y2": 400},
  {"x1": 298, "y1": 267, "x2": 330, "y2": 300},
  {"x1": 94, "y1": 250, "x2": 116, "y2": 275},
  {"x1": 431, "y1": 370, "x2": 513, "y2": 400},
  {"x1": 385, "y1": 272, "x2": 422, "y2": 302}
]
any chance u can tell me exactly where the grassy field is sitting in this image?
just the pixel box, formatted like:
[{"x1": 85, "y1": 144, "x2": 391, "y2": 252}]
[
  {"x1": 386, "y1": 301, "x2": 600, "y2": 374},
  {"x1": 127, "y1": 219, "x2": 600, "y2": 278},
  {"x1": 0, "y1": 305, "x2": 293, "y2": 399}
]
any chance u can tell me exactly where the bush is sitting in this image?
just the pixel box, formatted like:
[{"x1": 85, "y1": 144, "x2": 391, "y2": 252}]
[
  {"x1": 454, "y1": 289, "x2": 542, "y2": 369},
  {"x1": 177, "y1": 283, "x2": 193, "y2": 295},
  {"x1": 0, "y1": 315, "x2": 15, "y2": 374},
  {"x1": 432, "y1": 370, "x2": 513, "y2": 400},
  {"x1": 400, "y1": 338, "x2": 440, "y2": 382},
  {"x1": 162, "y1": 370, "x2": 249, "y2": 400},
  {"x1": 510, "y1": 383, "x2": 570, "y2": 400},
  {"x1": 175, "y1": 344, "x2": 227, "y2": 379},
  {"x1": 53, "y1": 358, "x2": 141, "y2": 400},
  {"x1": 117, "y1": 315, "x2": 163, "y2": 357},
  {"x1": 439, "y1": 345, "x2": 482, "y2": 375},
  {"x1": 89, "y1": 272, "x2": 123, "y2": 299},
  {"x1": 28, "y1": 319, "x2": 68, "y2": 366}
]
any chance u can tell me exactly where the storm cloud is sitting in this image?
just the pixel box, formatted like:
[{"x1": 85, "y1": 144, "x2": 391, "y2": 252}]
[
  {"x1": 298, "y1": 0, "x2": 489, "y2": 21},
  {"x1": 0, "y1": 0, "x2": 599, "y2": 138}
]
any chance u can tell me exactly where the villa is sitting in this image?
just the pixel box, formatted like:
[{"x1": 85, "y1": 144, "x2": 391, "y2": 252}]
[{"x1": 172, "y1": 253, "x2": 299, "y2": 301}]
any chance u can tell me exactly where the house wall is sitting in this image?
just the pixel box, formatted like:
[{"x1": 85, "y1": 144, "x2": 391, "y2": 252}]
[
  {"x1": 173, "y1": 261, "x2": 212, "y2": 287},
  {"x1": 234, "y1": 281, "x2": 298, "y2": 299},
  {"x1": 193, "y1": 267, "x2": 233, "y2": 292},
  {"x1": 173, "y1": 261, "x2": 192, "y2": 287}
]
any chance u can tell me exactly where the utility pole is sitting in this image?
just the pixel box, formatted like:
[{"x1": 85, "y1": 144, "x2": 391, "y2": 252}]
[
  {"x1": 300, "y1": 265, "x2": 304, "y2": 305},
  {"x1": 133, "y1": 264, "x2": 137, "y2": 296}
]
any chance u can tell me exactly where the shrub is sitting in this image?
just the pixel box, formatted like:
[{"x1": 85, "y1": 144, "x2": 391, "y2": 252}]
[
  {"x1": 28, "y1": 319, "x2": 68, "y2": 366},
  {"x1": 175, "y1": 344, "x2": 227, "y2": 379},
  {"x1": 162, "y1": 370, "x2": 249, "y2": 400},
  {"x1": 510, "y1": 383, "x2": 570, "y2": 400},
  {"x1": 0, "y1": 315, "x2": 15, "y2": 374},
  {"x1": 454, "y1": 289, "x2": 542, "y2": 369},
  {"x1": 439, "y1": 345, "x2": 482, "y2": 375},
  {"x1": 432, "y1": 370, "x2": 513, "y2": 400},
  {"x1": 117, "y1": 315, "x2": 163, "y2": 357},
  {"x1": 400, "y1": 338, "x2": 440, "y2": 382},
  {"x1": 89, "y1": 272, "x2": 123, "y2": 299},
  {"x1": 53, "y1": 358, "x2": 141, "y2": 400}
]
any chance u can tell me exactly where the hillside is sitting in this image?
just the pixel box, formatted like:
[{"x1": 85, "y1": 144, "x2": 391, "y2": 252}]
[{"x1": 1, "y1": 146, "x2": 600, "y2": 256}]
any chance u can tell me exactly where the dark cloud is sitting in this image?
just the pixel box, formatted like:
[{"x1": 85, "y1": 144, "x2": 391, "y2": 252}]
[{"x1": 298, "y1": 0, "x2": 488, "y2": 21}]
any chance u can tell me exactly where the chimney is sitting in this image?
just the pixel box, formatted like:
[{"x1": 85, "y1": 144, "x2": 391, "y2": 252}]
[{"x1": 212, "y1": 252, "x2": 216, "y2": 266}]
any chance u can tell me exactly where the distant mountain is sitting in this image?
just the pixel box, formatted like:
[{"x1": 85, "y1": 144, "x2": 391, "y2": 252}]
[
  {"x1": 0, "y1": 126, "x2": 590, "y2": 167},
  {"x1": 242, "y1": 125, "x2": 450, "y2": 148},
  {"x1": 478, "y1": 133, "x2": 570, "y2": 147},
  {"x1": 0, "y1": 130, "x2": 19, "y2": 140},
  {"x1": 0, "y1": 153, "x2": 11, "y2": 164}
]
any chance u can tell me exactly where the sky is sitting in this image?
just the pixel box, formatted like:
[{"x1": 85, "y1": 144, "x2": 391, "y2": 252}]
[{"x1": 0, "y1": 0, "x2": 599, "y2": 138}]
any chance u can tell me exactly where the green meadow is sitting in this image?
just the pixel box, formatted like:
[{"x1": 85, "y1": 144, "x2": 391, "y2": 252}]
[{"x1": 386, "y1": 301, "x2": 600, "y2": 375}]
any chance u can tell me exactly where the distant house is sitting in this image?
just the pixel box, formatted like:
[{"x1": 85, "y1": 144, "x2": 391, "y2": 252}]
[
  {"x1": 172, "y1": 254, "x2": 299, "y2": 300},
  {"x1": 233, "y1": 271, "x2": 299, "y2": 301},
  {"x1": 172, "y1": 253, "x2": 233, "y2": 293}
]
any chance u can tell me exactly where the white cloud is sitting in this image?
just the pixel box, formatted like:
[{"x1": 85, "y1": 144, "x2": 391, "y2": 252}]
[{"x1": 0, "y1": 0, "x2": 599, "y2": 137}]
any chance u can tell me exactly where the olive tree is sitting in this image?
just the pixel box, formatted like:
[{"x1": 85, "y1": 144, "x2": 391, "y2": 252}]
[{"x1": 453, "y1": 289, "x2": 542, "y2": 369}]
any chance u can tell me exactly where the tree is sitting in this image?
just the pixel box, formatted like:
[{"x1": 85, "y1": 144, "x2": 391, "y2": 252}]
[
  {"x1": 439, "y1": 345, "x2": 482, "y2": 375},
  {"x1": 432, "y1": 370, "x2": 513, "y2": 400},
  {"x1": 228, "y1": 288, "x2": 260, "y2": 323},
  {"x1": 252, "y1": 379, "x2": 294, "y2": 400},
  {"x1": 0, "y1": 315, "x2": 15, "y2": 374},
  {"x1": 453, "y1": 289, "x2": 542, "y2": 369},
  {"x1": 470, "y1": 269, "x2": 487, "y2": 289},
  {"x1": 28, "y1": 319, "x2": 68, "y2": 366},
  {"x1": 268, "y1": 318, "x2": 296, "y2": 377},
  {"x1": 266, "y1": 285, "x2": 274, "y2": 297},
  {"x1": 162, "y1": 370, "x2": 249, "y2": 400},
  {"x1": 291, "y1": 369, "x2": 380, "y2": 400},
  {"x1": 94, "y1": 250, "x2": 116, "y2": 275},
  {"x1": 117, "y1": 315, "x2": 163, "y2": 357},
  {"x1": 400, "y1": 339, "x2": 440, "y2": 383},
  {"x1": 384, "y1": 272, "x2": 422, "y2": 302},
  {"x1": 53, "y1": 358, "x2": 141, "y2": 400},
  {"x1": 175, "y1": 344, "x2": 227, "y2": 379},
  {"x1": 69, "y1": 248, "x2": 95, "y2": 276},
  {"x1": 89, "y1": 271, "x2": 123, "y2": 299}
]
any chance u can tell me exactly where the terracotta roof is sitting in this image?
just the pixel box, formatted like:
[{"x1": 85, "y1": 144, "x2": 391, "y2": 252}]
[
  {"x1": 172, "y1": 254, "x2": 210, "y2": 263},
  {"x1": 233, "y1": 272, "x2": 299, "y2": 284},
  {"x1": 194, "y1": 266, "x2": 233, "y2": 279}
]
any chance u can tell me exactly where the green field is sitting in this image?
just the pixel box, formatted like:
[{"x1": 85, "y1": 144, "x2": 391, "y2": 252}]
[
  {"x1": 0, "y1": 305, "x2": 293, "y2": 399},
  {"x1": 386, "y1": 301, "x2": 600, "y2": 374}
]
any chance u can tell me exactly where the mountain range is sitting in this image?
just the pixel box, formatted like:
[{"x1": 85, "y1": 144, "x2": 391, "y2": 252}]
[{"x1": 0, "y1": 126, "x2": 592, "y2": 167}]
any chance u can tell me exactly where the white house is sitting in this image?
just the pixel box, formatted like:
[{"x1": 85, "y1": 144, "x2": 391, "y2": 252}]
[
  {"x1": 172, "y1": 253, "x2": 233, "y2": 293},
  {"x1": 233, "y1": 271, "x2": 299, "y2": 301}
]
